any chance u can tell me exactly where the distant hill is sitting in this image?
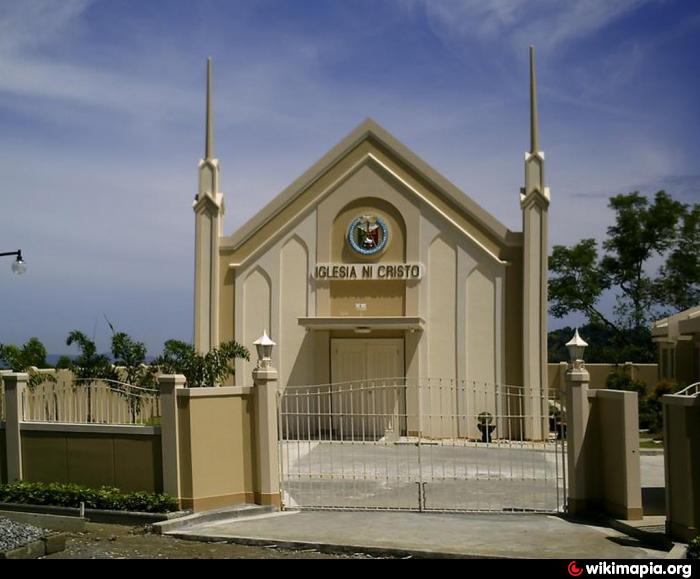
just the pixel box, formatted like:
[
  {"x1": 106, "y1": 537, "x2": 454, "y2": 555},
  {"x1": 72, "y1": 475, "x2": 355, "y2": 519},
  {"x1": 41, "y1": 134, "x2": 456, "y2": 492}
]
[{"x1": 548, "y1": 324, "x2": 656, "y2": 364}]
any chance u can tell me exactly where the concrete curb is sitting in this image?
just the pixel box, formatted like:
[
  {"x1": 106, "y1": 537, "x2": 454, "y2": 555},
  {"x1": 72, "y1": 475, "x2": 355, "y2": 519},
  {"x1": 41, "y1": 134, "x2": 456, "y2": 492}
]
[
  {"x1": 0, "y1": 533, "x2": 67, "y2": 559},
  {"x1": 0, "y1": 502, "x2": 190, "y2": 526},
  {"x1": 666, "y1": 544, "x2": 688, "y2": 560},
  {"x1": 154, "y1": 504, "x2": 278, "y2": 534},
  {"x1": 605, "y1": 518, "x2": 673, "y2": 552},
  {"x1": 166, "y1": 530, "x2": 502, "y2": 559}
]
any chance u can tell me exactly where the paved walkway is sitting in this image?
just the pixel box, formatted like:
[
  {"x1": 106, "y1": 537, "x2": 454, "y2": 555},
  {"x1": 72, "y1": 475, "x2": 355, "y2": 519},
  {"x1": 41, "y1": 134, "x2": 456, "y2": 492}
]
[{"x1": 165, "y1": 511, "x2": 669, "y2": 559}]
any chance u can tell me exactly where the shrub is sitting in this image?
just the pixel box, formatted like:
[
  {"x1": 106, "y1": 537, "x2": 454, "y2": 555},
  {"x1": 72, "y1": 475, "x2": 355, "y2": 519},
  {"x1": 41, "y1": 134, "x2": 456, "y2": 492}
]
[
  {"x1": 688, "y1": 535, "x2": 700, "y2": 559},
  {"x1": 0, "y1": 481, "x2": 179, "y2": 513}
]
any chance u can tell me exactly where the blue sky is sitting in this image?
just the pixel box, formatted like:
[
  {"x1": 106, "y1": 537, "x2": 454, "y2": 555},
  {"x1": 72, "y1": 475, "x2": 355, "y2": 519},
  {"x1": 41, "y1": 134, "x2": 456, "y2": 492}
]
[{"x1": 1, "y1": 0, "x2": 699, "y2": 356}]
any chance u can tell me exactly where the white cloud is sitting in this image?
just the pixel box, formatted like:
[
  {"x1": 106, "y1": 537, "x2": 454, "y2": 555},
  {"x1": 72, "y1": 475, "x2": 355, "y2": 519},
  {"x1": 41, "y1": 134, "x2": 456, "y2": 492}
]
[
  {"x1": 401, "y1": 0, "x2": 659, "y2": 56},
  {"x1": 0, "y1": 0, "x2": 93, "y2": 54}
]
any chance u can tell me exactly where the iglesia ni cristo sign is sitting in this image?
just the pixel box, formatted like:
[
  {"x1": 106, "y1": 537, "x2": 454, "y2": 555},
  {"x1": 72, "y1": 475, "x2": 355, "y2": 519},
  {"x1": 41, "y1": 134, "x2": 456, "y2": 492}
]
[{"x1": 313, "y1": 263, "x2": 424, "y2": 280}]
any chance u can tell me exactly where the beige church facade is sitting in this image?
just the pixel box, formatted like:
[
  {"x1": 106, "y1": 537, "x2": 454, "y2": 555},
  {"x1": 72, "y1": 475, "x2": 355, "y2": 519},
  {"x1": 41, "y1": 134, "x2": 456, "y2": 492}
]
[{"x1": 192, "y1": 50, "x2": 550, "y2": 439}]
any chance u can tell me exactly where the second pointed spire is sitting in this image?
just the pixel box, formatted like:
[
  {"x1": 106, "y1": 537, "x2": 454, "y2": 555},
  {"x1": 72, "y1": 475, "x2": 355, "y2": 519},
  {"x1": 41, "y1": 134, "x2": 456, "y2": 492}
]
[{"x1": 205, "y1": 57, "x2": 214, "y2": 160}]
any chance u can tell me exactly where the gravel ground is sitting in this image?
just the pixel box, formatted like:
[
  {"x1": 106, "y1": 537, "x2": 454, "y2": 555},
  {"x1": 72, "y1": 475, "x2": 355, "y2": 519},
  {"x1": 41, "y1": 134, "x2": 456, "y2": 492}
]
[
  {"x1": 43, "y1": 522, "x2": 383, "y2": 559},
  {"x1": 0, "y1": 517, "x2": 49, "y2": 552}
]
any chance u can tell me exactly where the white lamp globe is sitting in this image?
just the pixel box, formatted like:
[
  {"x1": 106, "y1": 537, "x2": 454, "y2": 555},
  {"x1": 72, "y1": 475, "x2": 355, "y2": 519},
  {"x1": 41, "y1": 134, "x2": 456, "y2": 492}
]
[{"x1": 11, "y1": 257, "x2": 26, "y2": 275}]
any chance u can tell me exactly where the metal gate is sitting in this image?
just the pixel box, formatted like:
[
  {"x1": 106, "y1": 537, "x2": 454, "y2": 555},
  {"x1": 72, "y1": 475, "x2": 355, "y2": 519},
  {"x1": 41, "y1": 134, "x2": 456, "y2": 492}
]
[{"x1": 278, "y1": 378, "x2": 567, "y2": 513}]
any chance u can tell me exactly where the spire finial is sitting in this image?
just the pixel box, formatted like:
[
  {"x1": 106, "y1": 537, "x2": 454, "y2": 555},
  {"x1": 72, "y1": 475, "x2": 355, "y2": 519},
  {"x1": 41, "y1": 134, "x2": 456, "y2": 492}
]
[
  {"x1": 529, "y1": 45, "x2": 539, "y2": 154},
  {"x1": 205, "y1": 57, "x2": 214, "y2": 160}
]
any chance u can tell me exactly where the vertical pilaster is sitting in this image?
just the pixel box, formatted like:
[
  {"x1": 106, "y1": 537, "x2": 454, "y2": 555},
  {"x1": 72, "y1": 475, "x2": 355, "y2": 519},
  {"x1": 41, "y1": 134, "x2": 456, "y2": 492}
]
[
  {"x1": 566, "y1": 367, "x2": 591, "y2": 515},
  {"x1": 4, "y1": 373, "x2": 27, "y2": 482},
  {"x1": 159, "y1": 374, "x2": 185, "y2": 501},
  {"x1": 253, "y1": 367, "x2": 281, "y2": 508}
]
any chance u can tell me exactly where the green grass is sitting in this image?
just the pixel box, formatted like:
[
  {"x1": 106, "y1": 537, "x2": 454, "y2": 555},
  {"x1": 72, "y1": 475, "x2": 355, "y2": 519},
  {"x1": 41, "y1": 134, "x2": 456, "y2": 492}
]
[{"x1": 639, "y1": 432, "x2": 664, "y2": 449}]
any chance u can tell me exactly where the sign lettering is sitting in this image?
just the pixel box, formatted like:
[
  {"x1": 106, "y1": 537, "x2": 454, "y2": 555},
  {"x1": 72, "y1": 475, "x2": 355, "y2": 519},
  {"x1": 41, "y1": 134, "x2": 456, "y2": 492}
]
[{"x1": 313, "y1": 263, "x2": 423, "y2": 281}]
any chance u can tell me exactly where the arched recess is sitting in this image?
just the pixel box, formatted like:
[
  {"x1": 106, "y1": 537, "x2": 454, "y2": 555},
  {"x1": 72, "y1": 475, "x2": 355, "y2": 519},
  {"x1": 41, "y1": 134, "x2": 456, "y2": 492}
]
[
  {"x1": 427, "y1": 235, "x2": 457, "y2": 437},
  {"x1": 329, "y1": 197, "x2": 407, "y2": 316},
  {"x1": 464, "y1": 264, "x2": 499, "y2": 439},
  {"x1": 466, "y1": 265, "x2": 497, "y2": 384},
  {"x1": 280, "y1": 235, "x2": 313, "y2": 386},
  {"x1": 243, "y1": 266, "x2": 271, "y2": 356}
]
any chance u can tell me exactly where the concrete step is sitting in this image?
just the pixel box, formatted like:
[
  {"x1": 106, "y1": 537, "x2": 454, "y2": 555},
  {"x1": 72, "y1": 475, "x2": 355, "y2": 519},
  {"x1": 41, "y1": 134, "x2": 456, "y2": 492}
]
[{"x1": 154, "y1": 504, "x2": 278, "y2": 534}]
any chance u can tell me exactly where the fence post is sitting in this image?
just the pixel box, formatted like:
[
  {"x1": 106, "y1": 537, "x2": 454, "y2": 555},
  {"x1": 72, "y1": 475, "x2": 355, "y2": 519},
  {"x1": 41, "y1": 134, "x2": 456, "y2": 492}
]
[
  {"x1": 253, "y1": 366, "x2": 281, "y2": 508},
  {"x1": 159, "y1": 374, "x2": 185, "y2": 502},
  {"x1": 4, "y1": 373, "x2": 28, "y2": 482},
  {"x1": 566, "y1": 363, "x2": 591, "y2": 515},
  {"x1": 558, "y1": 361, "x2": 568, "y2": 392}
]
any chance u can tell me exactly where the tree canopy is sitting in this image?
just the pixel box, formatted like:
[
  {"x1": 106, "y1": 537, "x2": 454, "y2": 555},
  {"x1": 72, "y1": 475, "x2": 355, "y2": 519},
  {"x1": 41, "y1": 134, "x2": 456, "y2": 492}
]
[{"x1": 548, "y1": 190, "x2": 699, "y2": 362}]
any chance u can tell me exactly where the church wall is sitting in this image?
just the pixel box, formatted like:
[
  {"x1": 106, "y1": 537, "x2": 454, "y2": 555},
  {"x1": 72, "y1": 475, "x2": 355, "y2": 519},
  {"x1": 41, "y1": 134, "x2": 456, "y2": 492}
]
[
  {"x1": 316, "y1": 160, "x2": 421, "y2": 318},
  {"x1": 230, "y1": 210, "x2": 317, "y2": 386},
  {"x1": 221, "y1": 138, "x2": 518, "y2": 414},
  {"x1": 218, "y1": 254, "x2": 235, "y2": 385}
]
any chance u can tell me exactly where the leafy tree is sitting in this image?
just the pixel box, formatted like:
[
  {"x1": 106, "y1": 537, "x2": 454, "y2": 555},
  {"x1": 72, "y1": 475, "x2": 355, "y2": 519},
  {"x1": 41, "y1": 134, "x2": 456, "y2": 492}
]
[
  {"x1": 153, "y1": 340, "x2": 250, "y2": 388},
  {"x1": 656, "y1": 204, "x2": 700, "y2": 311},
  {"x1": 0, "y1": 337, "x2": 55, "y2": 388},
  {"x1": 549, "y1": 191, "x2": 694, "y2": 362},
  {"x1": 601, "y1": 192, "x2": 684, "y2": 331}
]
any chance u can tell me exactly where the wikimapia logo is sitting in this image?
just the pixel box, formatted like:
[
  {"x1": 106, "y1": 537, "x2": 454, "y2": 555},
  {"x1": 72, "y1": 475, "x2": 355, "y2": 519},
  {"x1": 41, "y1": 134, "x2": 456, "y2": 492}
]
[{"x1": 567, "y1": 561, "x2": 692, "y2": 578}]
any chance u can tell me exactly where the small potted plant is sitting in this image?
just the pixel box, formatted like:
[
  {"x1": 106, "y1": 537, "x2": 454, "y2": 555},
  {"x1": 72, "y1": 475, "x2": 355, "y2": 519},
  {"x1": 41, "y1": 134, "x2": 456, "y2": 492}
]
[{"x1": 477, "y1": 411, "x2": 496, "y2": 443}]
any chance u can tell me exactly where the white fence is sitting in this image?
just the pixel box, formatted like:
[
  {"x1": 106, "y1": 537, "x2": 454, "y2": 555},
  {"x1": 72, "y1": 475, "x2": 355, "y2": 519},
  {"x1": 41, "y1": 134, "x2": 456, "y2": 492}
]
[
  {"x1": 21, "y1": 379, "x2": 161, "y2": 426},
  {"x1": 0, "y1": 376, "x2": 161, "y2": 426}
]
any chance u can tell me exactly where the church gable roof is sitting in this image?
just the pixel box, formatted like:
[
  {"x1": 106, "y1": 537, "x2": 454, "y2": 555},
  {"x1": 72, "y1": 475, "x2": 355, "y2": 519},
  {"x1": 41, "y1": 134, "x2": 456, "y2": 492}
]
[{"x1": 222, "y1": 118, "x2": 520, "y2": 254}]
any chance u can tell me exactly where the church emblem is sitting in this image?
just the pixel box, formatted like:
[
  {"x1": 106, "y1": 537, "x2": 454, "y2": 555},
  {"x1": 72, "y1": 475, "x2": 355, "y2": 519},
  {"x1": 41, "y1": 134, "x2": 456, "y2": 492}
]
[{"x1": 347, "y1": 215, "x2": 389, "y2": 256}]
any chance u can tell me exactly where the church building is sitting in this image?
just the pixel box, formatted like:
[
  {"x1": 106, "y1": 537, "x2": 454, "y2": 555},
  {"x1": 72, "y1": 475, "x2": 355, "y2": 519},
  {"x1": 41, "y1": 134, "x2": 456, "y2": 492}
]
[{"x1": 192, "y1": 48, "x2": 550, "y2": 439}]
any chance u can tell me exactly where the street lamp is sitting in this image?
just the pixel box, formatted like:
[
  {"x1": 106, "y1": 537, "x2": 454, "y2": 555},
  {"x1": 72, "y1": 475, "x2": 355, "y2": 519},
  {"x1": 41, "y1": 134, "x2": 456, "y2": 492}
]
[{"x1": 1, "y1": 250, "x2": 26, "y2": 275}]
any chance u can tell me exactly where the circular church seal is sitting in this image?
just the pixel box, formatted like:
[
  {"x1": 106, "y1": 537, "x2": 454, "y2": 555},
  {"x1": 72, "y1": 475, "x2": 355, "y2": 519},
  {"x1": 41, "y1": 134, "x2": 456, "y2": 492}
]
[{"x1": 347, "y1": 215, "x2": 389, "y2": 256}]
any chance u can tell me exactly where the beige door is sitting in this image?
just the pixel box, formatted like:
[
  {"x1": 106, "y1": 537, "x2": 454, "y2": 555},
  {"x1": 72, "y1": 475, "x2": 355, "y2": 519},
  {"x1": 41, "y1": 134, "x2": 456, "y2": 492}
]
[{"x1": 331, "y1": 339, "x2": 405, "y2": 439}]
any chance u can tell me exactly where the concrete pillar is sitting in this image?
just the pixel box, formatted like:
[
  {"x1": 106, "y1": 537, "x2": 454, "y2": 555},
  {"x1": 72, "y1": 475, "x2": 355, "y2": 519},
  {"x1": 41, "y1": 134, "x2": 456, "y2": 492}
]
[
  {"x1": 566, "y1": 365, "x2": 591, "y2": 516},
  {"x1": 4, "y1": 373, "x2": 28, "y2": 482},
  {"x1": 253, "y1": 366, "x2": 281, "y2": 508},
  {"x1": 159, "y1": 374, "x2": 185, "y2": 501},
  {"x1": 662, "y1": 393, "x2": 700, "y2": 541}
]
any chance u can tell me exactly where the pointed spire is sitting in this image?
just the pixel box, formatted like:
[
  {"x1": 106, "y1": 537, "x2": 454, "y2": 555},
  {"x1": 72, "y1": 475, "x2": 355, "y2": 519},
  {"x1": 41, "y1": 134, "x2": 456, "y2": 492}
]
[
  {"x1": 529, "y1": 45, "x2": 539, "y2": 154},
  {"x1": 205, "y1": 57, "x2": 214, "y2": 160}
]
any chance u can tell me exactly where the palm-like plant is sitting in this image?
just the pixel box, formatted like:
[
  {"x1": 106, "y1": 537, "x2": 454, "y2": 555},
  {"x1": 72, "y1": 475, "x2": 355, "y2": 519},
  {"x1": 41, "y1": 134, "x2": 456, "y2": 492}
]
[
  {"x1": 66, "y1": 330, "x2": 116, "y2": 422},
  {"x1": 110, "y1": 331, "x2": 158, "y2": 421},
  {"x1": 153, "y1": 340, "x2": 250, "y2": 388}
]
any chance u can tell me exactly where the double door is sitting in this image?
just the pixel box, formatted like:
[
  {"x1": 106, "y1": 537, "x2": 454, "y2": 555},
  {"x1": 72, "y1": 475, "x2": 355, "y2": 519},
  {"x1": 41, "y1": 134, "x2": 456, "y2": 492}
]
[{"x1": 330, "y1": 338, "x2": 405, "y2": 439}]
